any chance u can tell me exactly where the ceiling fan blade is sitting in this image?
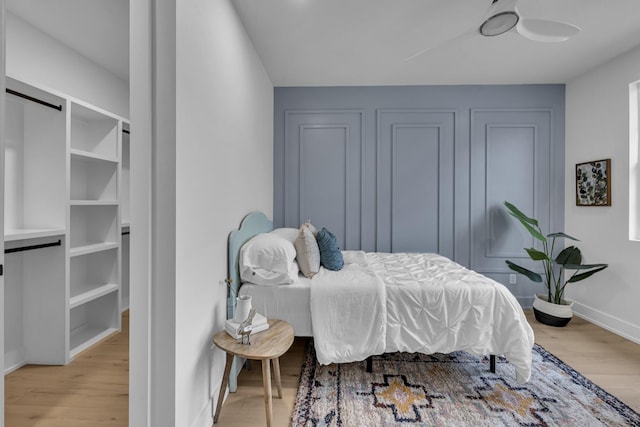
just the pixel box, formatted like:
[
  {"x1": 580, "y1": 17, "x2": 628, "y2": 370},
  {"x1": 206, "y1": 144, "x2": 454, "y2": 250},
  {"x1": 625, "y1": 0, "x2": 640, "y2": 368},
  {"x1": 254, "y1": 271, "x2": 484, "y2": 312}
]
[
  {"x1": 517, "y1": 18, "x2": 580, "y2": 42},
  {"x1": 404, "y1": 28, "x2": 477, "y2": 62},
  {"x1": 405, "y1": 0, "x2": 495, "y2": 62}
]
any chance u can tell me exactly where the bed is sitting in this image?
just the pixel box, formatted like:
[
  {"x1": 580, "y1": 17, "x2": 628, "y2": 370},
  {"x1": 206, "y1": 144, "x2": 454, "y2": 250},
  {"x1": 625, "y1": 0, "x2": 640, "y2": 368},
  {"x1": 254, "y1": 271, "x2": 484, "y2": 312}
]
[{"x1": 227, "y1": 212, "x2": 534, "y2": 391}]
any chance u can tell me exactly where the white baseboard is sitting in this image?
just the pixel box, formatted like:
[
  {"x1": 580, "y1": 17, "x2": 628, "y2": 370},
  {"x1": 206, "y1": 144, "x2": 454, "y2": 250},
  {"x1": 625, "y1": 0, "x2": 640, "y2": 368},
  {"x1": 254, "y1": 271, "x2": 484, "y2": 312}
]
[
  {"x1": 571, "y1": 301, "x2": 640, "y2": 345},
  {"x1": 3, "y1": 360, "x2": 26, "y2": 375},
  {"x1": 4, "y1": 347, "x2": 26, "y2": 375}
]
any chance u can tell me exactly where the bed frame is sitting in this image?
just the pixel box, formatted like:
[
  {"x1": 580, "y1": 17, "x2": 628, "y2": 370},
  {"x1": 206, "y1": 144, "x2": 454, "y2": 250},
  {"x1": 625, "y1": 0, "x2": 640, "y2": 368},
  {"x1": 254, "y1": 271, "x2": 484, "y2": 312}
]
[
  {"x1": 367, "y1": 355, "x2": 495, "y2": 374},
  {"x1": 226, "y1": 212, "x2": 495, "y2": 390},
  {"x1": 227, "y1": 212, "x2": 273, "y2": 321},
  {"x1": 226, "y1": 212, "x2": 273, "y2": 392}
]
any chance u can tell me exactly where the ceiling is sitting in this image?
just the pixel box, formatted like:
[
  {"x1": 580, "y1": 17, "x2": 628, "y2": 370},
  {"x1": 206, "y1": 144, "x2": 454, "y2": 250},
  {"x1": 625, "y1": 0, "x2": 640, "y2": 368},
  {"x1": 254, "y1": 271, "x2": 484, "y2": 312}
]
[
  {"x1": 6, "y1": 0, "x2": 129, "y2": 83},
  {"x1": 5, "y1": 0, "x2": 640, "y2": 87},
  {"x1": 232, "y1": 0, "x2": 640, "y2": 86}
]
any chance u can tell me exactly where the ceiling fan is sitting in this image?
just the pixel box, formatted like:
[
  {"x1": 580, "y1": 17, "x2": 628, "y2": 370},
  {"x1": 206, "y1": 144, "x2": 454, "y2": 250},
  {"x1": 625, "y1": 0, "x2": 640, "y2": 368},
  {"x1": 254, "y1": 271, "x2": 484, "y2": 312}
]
[{"x1": 406, "y1": 0, "x2": 581, "y2": 61}]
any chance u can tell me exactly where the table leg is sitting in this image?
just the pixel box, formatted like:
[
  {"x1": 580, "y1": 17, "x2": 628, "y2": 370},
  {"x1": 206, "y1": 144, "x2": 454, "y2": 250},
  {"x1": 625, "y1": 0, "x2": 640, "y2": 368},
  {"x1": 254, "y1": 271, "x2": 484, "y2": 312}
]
[
  {"x1": 262, "y1": 359, "x2": 273, "y2": 427},
  {"x1": 214, "y1": 353, "x2": 234, "y2": 424},
  {"x1": 272, "y1": 357, "x2": 282, "y2": 399}
]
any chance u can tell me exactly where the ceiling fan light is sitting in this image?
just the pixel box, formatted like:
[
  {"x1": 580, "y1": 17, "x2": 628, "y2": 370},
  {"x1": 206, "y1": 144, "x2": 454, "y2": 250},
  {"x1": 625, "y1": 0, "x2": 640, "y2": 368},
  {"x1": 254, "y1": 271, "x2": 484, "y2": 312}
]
[{"x1": 480, "y1": 11, "x2": 519, "y2": 37}]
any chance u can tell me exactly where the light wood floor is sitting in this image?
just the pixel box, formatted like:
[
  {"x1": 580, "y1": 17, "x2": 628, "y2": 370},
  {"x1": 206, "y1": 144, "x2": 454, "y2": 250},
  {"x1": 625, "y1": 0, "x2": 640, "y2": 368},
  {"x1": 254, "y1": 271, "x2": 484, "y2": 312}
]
[
  {"x1": 5, "y1": 311, "x2": 129, "y2": 427},
  {"x1": 5, "y1": 310, "x2": 640, "y2": 427}
]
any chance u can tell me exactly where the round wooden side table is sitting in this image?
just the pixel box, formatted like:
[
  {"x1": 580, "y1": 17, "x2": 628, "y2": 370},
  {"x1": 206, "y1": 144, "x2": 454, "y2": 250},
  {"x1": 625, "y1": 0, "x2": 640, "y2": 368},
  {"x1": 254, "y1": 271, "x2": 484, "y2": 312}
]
[{"x1": 213, "y1": 319, "x2": 294, "y2": 427}]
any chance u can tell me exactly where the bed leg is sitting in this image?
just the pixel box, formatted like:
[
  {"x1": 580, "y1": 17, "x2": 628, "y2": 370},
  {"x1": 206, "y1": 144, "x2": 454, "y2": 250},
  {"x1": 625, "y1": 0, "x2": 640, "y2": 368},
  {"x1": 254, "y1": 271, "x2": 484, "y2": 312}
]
[
  {"x1": 489, "y1": 355, "x2": 496, "y2": 373},
  {"x1": 366, "y1": 356, "x2": 373, "y2": 373}
]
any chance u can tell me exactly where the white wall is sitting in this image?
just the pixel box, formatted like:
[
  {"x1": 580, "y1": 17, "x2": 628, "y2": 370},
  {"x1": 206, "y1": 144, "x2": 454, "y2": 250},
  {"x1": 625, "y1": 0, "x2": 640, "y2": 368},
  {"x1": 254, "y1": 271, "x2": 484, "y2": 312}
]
[
  {"x1": 175, "y1": 1, "x2": 273, "y2": 424},
  {"x1": 129, "y1": 0, "x2": 273, "y2": 426},
  {"x1": 565, "y1": 45, "x2": 640, "y2": 343},
  {"x1": 6, "y1": 12, "x2": 128, "y2": 118}
]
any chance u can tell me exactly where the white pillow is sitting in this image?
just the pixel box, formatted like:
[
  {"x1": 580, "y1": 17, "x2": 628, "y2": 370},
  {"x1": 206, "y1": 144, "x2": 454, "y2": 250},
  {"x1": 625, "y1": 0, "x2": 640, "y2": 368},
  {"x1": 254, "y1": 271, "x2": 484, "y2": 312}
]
[
  {"x1": 269, "y1": 227, "x2": 300, "y2": 243},
  {"x1": 239, "y1": 233, "x2": 299, "y2": 286}
]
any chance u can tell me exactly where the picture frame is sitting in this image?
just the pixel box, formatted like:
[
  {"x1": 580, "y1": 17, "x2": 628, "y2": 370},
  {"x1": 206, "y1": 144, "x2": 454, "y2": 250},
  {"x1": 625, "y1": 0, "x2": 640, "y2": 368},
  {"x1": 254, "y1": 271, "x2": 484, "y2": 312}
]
[{"x1": 576, "y1": 158, "x2": 611, "y2": 206}]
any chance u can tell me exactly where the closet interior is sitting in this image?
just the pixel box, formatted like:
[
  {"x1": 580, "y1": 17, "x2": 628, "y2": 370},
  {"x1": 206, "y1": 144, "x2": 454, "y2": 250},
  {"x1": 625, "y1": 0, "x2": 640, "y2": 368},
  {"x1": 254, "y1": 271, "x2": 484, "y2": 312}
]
[{"x1": 3, "y1": 76, "x2": 130, "y2": 373}]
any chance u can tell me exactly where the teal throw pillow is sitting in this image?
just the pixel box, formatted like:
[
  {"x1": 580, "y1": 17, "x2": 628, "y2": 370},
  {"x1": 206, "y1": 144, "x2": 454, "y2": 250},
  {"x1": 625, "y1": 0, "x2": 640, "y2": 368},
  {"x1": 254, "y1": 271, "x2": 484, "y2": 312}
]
[{"x1": 316, "y1": 227, "x2": 344, "y2": 271}]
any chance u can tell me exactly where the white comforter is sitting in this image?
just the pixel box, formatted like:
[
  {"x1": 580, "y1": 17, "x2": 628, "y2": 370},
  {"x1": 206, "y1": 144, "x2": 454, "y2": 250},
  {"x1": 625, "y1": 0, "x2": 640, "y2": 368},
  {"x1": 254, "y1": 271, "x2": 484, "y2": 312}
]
[
  {"x1": 309, "y1": 251, "x2": 534, "y2": 383},
  {"x1": 310, "y1": 251, "x2": 387, "y2": 366}
]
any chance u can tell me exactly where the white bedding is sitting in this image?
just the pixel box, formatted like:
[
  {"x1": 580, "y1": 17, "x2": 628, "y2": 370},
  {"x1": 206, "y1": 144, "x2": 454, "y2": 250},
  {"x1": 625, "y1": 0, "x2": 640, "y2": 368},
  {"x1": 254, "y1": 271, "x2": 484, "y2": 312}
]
[
  {"x1": 310, "y1": 251, "x2": 387, "y2": 366},
  {"x1": 370, "y1": 251, "x2": 534, "y2": 383},
  {"x1": 241, "y1": 250, "x2": 534, "y2": 383},
  {"x1": 310, "y1": 251, "x2": 534, "y2": 383},
  {"x1": 238, "y1": 278, "x2": 313, "y2": 336}
]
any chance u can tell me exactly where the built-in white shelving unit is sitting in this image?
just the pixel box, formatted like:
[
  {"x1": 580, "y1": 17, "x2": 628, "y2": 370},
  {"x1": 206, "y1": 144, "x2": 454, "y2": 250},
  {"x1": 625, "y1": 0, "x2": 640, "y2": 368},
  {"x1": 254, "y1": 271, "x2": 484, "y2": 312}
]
[
  {"x1": 67, "y1": 99, "x2": 122, "y2": 358},
  {"x1": 3, "y1": 76, "x2": 127, "y2": 372}
]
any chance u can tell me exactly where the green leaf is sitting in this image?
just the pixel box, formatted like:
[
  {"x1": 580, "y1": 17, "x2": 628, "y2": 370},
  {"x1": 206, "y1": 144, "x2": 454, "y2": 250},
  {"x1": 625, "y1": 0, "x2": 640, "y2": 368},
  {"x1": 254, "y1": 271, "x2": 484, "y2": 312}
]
[
  {"x1": 547, "y1": 232, "x2": 580, "y2": 241},
  {"x1": 504, "y1": 201, "x2": 539, "y2": 227},
  {"x1": 505, "y1": 260, "x2": 542, "y2": 282},
  {"x1": 518, "y1": 219, "x2": 547, "y2": 242},
  {"x1": 563, "y1": 263, "x2": 609, "y2": 270},
  {"x1": 555, "y1": 246, "x2": 582, "y2": 265},
  {"x1": 504, "y1": 202, "x2": 546, "y2": 242},
  {"x1": 567, "y1": 265, "x2": 608, "y2": 282},
  {"x1": 525, "y1": 247, "x2": 549, "y2": 261}
]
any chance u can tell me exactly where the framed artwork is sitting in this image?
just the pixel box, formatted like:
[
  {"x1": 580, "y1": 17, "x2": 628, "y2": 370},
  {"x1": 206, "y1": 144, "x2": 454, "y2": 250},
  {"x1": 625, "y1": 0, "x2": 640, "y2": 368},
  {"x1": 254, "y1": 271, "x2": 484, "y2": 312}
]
[{"x1": 576, "y1": 158, "x2": 611, "y2": 206}]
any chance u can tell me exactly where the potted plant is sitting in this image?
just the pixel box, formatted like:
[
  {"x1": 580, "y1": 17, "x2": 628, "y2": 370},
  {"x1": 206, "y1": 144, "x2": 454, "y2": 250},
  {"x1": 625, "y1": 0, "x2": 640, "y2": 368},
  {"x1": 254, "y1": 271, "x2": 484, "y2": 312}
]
[{"x1": 503, "y1": 201, "x2": 608, "y2": 327}]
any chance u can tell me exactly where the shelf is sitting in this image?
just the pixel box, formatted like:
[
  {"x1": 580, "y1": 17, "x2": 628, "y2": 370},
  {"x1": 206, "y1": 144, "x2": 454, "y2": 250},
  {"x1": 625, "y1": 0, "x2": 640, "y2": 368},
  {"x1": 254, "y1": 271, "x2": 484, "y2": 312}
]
[
  {"x1": 70, "y1": 283, "x2": 119, "y2": 309},
  {"x1": 69, "y1": 326, "x2": 119, "y2": 358},
  {"x1": 69, "y1": 290, "x2": 120, "y2": 358},
  {"x1": 70, "y1": 148, "x2": 118, "y2": 164},
  {"x1": 70, "y1": 154, "x2": 118, "y2": 201},
  {"x1": 70, "y1": 103, "x2": 118, "y2": 158},
  {"x1": 69, "y1": 204, "x2": 118, "y2": 250},
  {"x1": 70, "y1": 200, "x2": 118, "y2": 206},
  {"x1": 69, "y1": 242, "x2": 118, "y2": 257},
  {"x1": 4, "y1": 228, "x2": 65, "y2": 241}
]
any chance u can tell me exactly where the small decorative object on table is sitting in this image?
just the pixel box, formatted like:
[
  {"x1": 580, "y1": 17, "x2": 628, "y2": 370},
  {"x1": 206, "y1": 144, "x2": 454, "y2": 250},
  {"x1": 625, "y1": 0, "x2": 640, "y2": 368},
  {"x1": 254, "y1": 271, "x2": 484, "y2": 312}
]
[
  {"x1": 224, "y1": 277, "x2": 270, "y2": 343},
  {"x1": 238, "y1": 307, "x2": 256, "y2": 344},
  {"x1": 224, "y1": 308, "x2": 269, "y2": 342},
  {"x1": 234, "y1": 294, "x2": 253, "y2": 322}
]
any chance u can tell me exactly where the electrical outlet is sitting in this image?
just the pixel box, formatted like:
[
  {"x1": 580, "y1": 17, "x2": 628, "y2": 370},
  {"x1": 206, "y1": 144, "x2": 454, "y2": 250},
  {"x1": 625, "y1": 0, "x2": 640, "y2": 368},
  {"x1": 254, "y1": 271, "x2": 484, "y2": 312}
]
[{"x1": 509, "y1": 274, "x2": 517, "y2": 284}]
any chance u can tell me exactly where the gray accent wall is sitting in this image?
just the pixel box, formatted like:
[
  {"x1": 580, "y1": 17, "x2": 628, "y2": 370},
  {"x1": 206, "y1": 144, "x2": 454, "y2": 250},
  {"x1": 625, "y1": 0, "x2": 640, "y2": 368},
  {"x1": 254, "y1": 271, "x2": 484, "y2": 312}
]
[{"x1": 274, "y1": 85, "x2": 565, "y2": 305}]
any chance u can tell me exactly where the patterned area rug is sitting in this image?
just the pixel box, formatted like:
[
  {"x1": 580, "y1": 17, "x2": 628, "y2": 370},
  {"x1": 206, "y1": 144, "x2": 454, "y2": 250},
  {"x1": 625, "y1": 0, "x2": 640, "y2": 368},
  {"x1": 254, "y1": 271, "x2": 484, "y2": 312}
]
[{"x1": 291, "y1": 342, "x2": 640, "y2": 426}]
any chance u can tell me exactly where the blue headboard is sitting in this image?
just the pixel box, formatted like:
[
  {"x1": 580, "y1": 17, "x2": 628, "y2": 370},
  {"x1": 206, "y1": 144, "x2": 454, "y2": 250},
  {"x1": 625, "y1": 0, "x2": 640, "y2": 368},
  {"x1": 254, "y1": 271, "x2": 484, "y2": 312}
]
[{"x1": 227, "y1": 211, "x2": 273, "y2": 320}]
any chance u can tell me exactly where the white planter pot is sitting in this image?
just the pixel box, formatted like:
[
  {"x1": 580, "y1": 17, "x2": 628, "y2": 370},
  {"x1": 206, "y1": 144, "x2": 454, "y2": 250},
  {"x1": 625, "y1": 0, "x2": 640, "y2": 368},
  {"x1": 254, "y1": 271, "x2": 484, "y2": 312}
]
[
  {"x1": 233, "y1": 295, "x2": 253, "y2": 323},
  {"x1": 532, "y1": 294, "x2": 574, "y2": 327}
]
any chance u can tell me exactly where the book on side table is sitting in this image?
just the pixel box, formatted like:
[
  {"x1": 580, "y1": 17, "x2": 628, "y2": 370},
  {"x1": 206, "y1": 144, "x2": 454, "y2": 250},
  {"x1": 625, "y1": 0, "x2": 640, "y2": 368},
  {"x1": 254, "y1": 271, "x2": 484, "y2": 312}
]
[{"x1": 224, "y1": 312, "x2": 269, "y2": 339}]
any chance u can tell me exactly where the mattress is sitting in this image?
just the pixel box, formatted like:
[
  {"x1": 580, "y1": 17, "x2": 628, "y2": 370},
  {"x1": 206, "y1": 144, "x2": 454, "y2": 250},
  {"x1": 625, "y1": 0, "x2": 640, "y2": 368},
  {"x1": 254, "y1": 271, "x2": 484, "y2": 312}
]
[{"x1": 238, "y1": 278, "x2": 313, "y2": 337}]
